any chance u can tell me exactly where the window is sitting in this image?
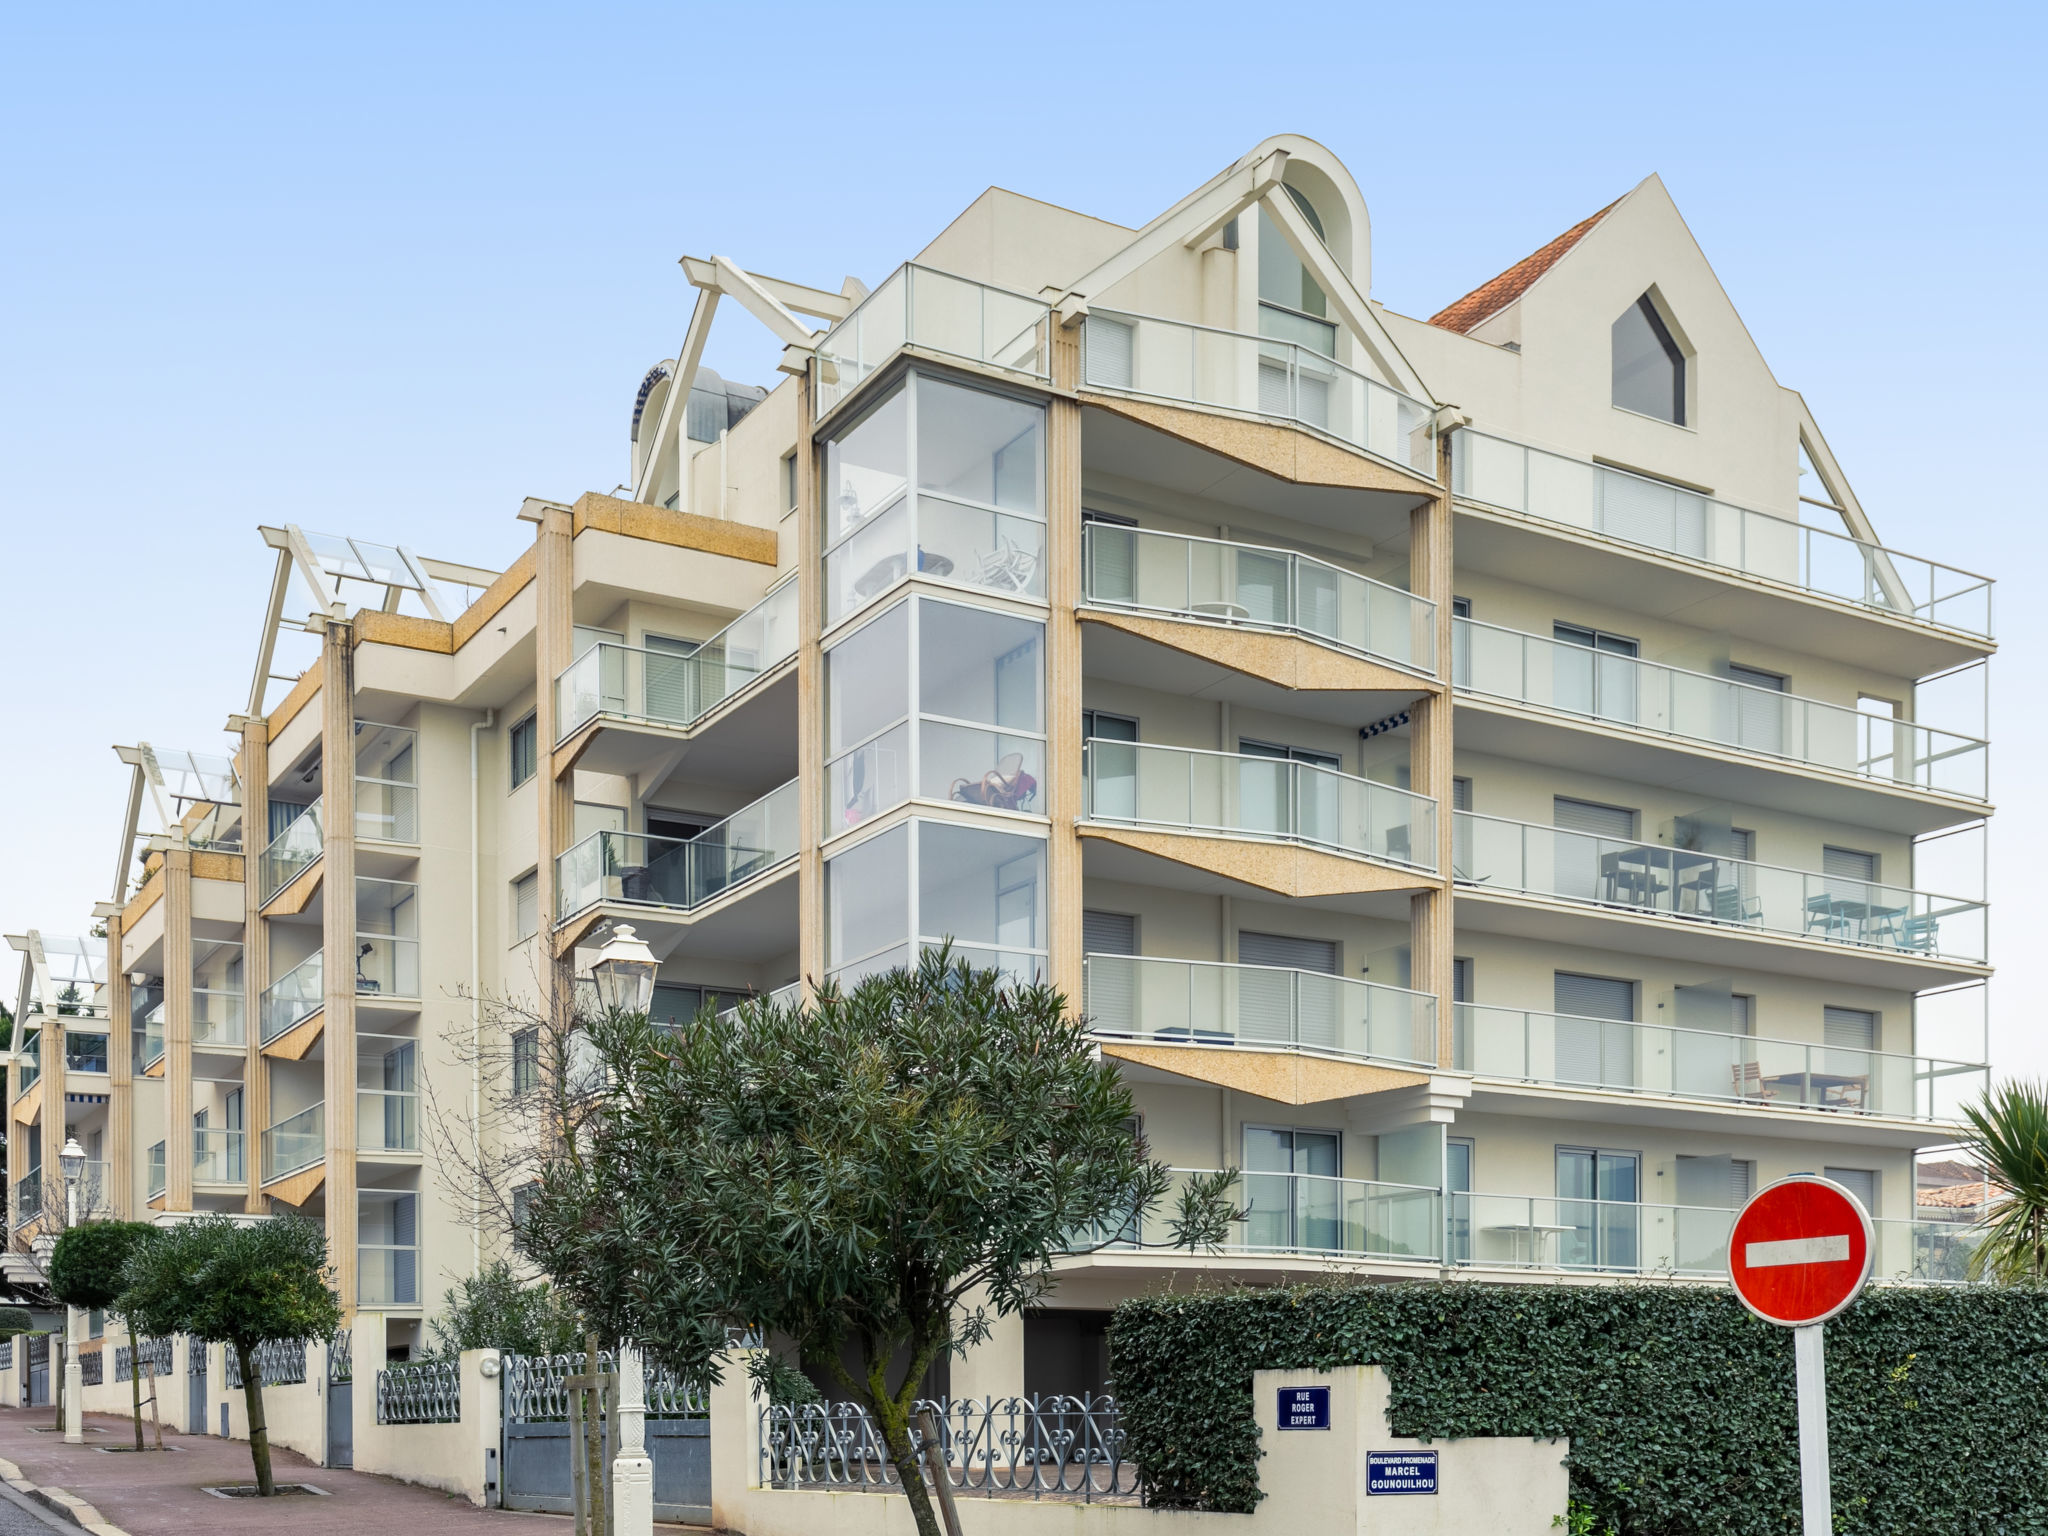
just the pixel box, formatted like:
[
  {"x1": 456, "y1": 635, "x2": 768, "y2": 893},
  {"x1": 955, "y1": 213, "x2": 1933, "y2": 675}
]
[
  {"x1": 824, "y1": 819, "x2": 1050, "y2": 988},
  {"x1": 1824, "y1": 1006, "x2": 1878, "y2": 1050},
  {"x1": 512, "y1": 871, "x2": 539, "y2": 941},
  {"x1": 1256, "y1": 188, "x2": 1336, "y2": 355},
  {"x1": 511, "y1": 1028, "x2": 539, "y2": 1094},
  {"x1": 1824, "y1": 1166, "x2": 1879, "y2": 1216},
  {"x1": 509, "y1": 715, "x2": 538, "y2": 789},
  {"x1": 1243, "y1": 1126, "x2": 1342, "y2": 1251},
  {"x1": 1556, "y1": 1147, "x2": 1641, "y2": 1270},
  {"x1": 1554, "y1": 973, "x2": 1637, "y2": 1089},
  {"x1": 511, "y1": 1181, "x2": 537, "y2": 1237},
  {"x1": 1611, "y1": 293, "x2": 1686, "y2": 424},
  {"x1": 1553, "y1": 623, "x2": 1640, "y2": 723},
  {"x1": 782, "y1": 450, "x2": 799, "y2": 513}
]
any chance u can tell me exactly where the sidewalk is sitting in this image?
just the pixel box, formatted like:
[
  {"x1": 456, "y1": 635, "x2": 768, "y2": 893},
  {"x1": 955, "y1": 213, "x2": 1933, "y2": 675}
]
[{"x1": 0, "y1": 1406, "x2": 669, "y2": 1535}]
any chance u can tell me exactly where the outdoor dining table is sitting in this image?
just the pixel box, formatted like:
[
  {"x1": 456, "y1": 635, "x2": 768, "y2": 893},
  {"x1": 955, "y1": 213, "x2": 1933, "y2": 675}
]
[
  {"x1": 1804, "y1": 893, "x2": 1909, "y2": 947},
  {"x1": 1597, "y1": 845, "x2": 1718, "y2": 910}
]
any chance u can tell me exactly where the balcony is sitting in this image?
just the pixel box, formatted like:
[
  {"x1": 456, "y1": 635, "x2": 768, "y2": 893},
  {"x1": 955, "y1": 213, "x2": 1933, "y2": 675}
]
[
  {"x1": 1456, "y1": 1003, "x2": 1987, "y2": 1125},
  {"x1": 1083, "y1": 739, "x2": 1436, "y2": 872},
  {"x1": 261, "y1": 1103, "x2": 324, "y2": 1182},
  {"x1": 1080, "y1": 523, "x2": 1436, "y2": 677},
  {"x1": 355, "y1": 877, "x2": 421, "y2": 1003},
  {"x1": 354, "y1": 724, "x2": 419, "y2": 844},
  {"x1": 11, "y1": 1173, "x2": 38, "y2": 1226},
  {"x1": 1450, "y1": 429, "x2": 1993, "y2": 642},
  {"x1": 64, "y1": 1031, "x2": 108, "y2": 1075},
  {"x1": 1080, "y1": 309, "x2": 1435, "y2": 479},
  {"x1": 1078, "y1": 1167, "x2": 1441, "y2": 1266},
  {"x1": 194, "y1": 987, "x2": 246, "y2": 1048},
  {"x1": 1454, "y1": 617, "x2": 1987, "y2": 807},
  {"x1": 261, "y1": 952, "x2": 323, "y2": 1044},
  {"x1": 1454, "y1": 812, "x2": 1986, "y2": 982},
  {"x1": 1084, "y1": 954, "x2": 1437, "y2": 1071},
  {"x1": 813, "y1": 263, "x2": 1052, "y2": 419},
  {"x1": 557, "y1": 780, "x2": 800, "y2": 924},
  {"x1": 259, "y1": 798, "x2": 323, "y2": 903},
  {"x1": 21, "y1": 1163, "x2": 112, "y2": 1223},
  {"x1": 17, "y1": 1038, "x2": 38, "y2": 1095},
  {"x1": 358, "y1": 1089, "x2": 418, "y2": 1156},
  {"x1": 193, "y1": 1128, "x2": 246, "y2": 1185},
  {"x1": 141, "y1": 1004, "x2": 165, "y2": 1069},
  {"x1": 555, "y1": 582, "x2": 800, "y2": 746},
  {"x1": 1449, "y1": 1192, "x2": 1980, "y2": 1284}
]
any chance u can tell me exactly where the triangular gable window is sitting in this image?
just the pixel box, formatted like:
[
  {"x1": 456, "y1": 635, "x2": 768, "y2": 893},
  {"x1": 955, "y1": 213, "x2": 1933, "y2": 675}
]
[{"x1": 1612, "y1": 293, "x2": 1685, "y2": 424}]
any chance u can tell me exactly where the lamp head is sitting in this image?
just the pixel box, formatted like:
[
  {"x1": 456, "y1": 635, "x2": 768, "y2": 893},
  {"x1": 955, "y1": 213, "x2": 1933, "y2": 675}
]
[{"x1": 590, "y1": 923, "x2": 657, "y2": 1017}]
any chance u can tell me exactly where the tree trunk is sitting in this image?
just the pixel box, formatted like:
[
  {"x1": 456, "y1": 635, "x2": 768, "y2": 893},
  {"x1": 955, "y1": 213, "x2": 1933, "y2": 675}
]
[
  {"x1": 129, "y1": 1334, "x2": 144, "y2": 1451},
  {"x1": 237, "y1": 1343, "x2": 274, "y2": 1496},
  {"x1": 582, "y1": 1331, "x2": 607, "y2": 1535},
  {"x1": 144, "y1": 1354, "x2": 163, "y2": 1450},
  {"x1": 878, "y1": 1409, "x2": 946, "y2": 1536}
]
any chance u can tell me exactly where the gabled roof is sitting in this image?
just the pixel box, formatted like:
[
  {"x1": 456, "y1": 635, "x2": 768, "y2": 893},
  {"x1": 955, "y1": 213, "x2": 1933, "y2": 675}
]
[{"x1": 1428, "y1": 196, "x2": 1622, "y2": 335}]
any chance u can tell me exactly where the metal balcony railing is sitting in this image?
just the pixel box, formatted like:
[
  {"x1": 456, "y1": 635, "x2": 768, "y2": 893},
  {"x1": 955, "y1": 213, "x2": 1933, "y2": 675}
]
[
  {"x1": 1453, "y1": 616, "x2": 1987, "y2": 800},
  {"x1": 1080, "y1": 523, "x2": 1437, "y2": 675}
]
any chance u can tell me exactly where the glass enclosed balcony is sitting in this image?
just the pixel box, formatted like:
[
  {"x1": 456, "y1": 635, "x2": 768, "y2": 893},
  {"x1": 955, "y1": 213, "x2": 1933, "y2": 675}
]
[
  {"x1": 1454, "y1": 617, "x2": 1987, "y2": 800},
  {"x1": 556, "y1": 779, "x2": 799, "y2": 921},
  {"x1": 1455, "y1": 812, "x2": 1986, "y2": 962},
  {"x1": 355, "y1": 877, "x2": 420, "y2": 999},
  {"x1": 1456, "y1": 1003, "x2": 1987, "y2": 1121},
  {"x1": 261, "y1": 952, "x2": 323, "y2": 1044},
  {"x1": 1451, "y1": 429, "x2": 1994, "y2": 639},
  {"x1": 354, "y1": 723, "x2": 418, "y2": 844},
  {"x1": 1080, "y1": 523, "x2": 1437, "y2": 675},
  {"x1": 358, "y1": 1192, "x2": 420, "y2": 1306},
  {"x1": 1080, "y1": 308, "x2": 1436, "y2": 478},
  {"x1": 192, "y1": 988, "x2": 246, "y2": 1048},
  {"x1": 813, "y1": 263, "x2": 1052, "y2": 419},
  {"x1": 1448, "y1": 1191, "x2": 1981, "y2": 1284},
  {"x1": 1083, "y1": 954, "x2": 1436, "y2": 1069},
  {"x1": 261, "y1": 1103, "x2": 323, "y2": 1181},
  {"x1": 1083, "y1": 739, "x2": 1437, "y2": 871},
  {"x1": 192, "y1": 1128, "x2": 246, "y2": 1185},
  {"x1": 554, "y1": 582, "x2": 799, "y2": 743},
  {"x1": 259, "y1": 797, "x2": 323, "y2": 902},
  {"x1": 63, "y1": 1031, "x2": 108, "y2": 1074},
  {"x1": 1080, "y1": 1167, "x2": 1441, "y2": 1264}
]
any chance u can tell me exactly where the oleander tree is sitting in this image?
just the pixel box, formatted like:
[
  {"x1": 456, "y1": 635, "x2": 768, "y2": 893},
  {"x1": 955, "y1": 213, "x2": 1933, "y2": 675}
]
[
  {"x1": 1958, "y1": 1078, "x2": 2048, "y2": 1283},
  {"x1": 519, "y1": 945, "x2": 1239, "y2": 1536},
  {"x1": 120, "y1": 1215, "x2": 341, "y2": 1494},
  {"x1": 49, "y1": 1221, "x2": 154, "y2": 1448}
]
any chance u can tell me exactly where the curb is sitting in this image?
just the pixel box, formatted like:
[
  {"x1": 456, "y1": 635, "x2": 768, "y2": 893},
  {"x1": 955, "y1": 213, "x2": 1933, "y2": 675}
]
[{"x1": 0, "y1": 1456, "x2": 132, "y2": 1536}]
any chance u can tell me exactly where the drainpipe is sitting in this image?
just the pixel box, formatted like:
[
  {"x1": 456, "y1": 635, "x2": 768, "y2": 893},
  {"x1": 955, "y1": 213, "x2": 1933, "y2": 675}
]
[{"x1": 469, "y1": 709, "x2": 495, "y2": 1277}]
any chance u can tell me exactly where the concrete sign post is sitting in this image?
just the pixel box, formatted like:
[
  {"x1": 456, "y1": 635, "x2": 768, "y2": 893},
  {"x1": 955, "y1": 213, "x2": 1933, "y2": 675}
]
[{"x1": 1726, "y1": 1175, "x2": 1874, "y2": 1536}]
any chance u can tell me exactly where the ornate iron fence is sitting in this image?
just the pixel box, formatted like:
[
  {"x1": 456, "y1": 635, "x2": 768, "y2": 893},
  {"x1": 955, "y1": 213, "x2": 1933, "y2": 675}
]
[
  {"x1": 503, "y1": 1350, "x2": 706, "y2": 1422},
  {"x1": 225, "y1": 1337, "x2": 308, "y2": 1389},
  {"x1": 761, "y1": 1395, "x2": 1134, "y2": 1501},
  {"x1": 329, "y1": 1330, "x2": 352, "y2": 1383},
  {"x1": 0, "y1": 1339, "x2": 11, "y2": 1370},
  {"x1": 115, "y1": 1338, "x2": 173, "y2": 1382},
  {"x1": 79, "y1": 1349, "x2": 103, "y2": 1387},
  {"x1": 376, "y1": 1358, "x2": 462, "y2": 1424}
]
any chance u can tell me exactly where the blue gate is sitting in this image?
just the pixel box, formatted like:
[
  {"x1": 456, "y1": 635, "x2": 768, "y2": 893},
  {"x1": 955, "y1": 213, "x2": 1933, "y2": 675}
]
[
  {"x1": 327, "y1": 1330, "x2": 353, "y2": 1468},
  {"x1": 500, "y1": 1352, "x2": 709, "y2": 1524}
]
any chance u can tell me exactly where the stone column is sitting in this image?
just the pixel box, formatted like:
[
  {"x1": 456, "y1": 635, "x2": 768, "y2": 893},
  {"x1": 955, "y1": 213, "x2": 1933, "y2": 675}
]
[
  {"x1": 164, "y1": 847, "x2": 195, "y2": 1210},
  {"x1": 236, "y1": 714, "x2": 270, "y2": 1213},
  {"x1": 533, "y1": 508, "x2": 576, "y2": 1047},
  {"x1": 1409, "y1": 450, "x2": 1456, "y2": 1067},
  {"x1": 321, "y1": 618, "x2": 359, "y2": 1311},
  {"x1": 611, "y1": 1342, "x2": 654, "y2": 1534},
  {"x1": 104, "y1": 914, "x2": 131, "y2": 1219},
  {"x1": 1045, "y1": 328, "x2": 1085, "y2": 1002},
  {"x1": 796, "y1": 377, "x2": 825, "y2": 989}
]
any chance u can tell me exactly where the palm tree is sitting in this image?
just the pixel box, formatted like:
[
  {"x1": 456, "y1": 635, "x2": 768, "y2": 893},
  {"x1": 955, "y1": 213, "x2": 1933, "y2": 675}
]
[{"x1": 1957, "y1": 1079, "x2": 2048, "y2": 1283}]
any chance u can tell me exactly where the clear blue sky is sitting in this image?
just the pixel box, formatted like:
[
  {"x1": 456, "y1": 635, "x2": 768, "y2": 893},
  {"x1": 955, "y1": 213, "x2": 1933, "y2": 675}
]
[{"x1": 3, "y1": 3, "x2": 2042, "y2": 1071}]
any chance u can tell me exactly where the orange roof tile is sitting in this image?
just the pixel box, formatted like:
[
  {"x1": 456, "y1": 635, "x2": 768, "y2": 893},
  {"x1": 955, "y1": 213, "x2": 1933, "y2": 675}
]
[{"x1": 1428, "y1": 198, "x2": 1622, "y2": 335}]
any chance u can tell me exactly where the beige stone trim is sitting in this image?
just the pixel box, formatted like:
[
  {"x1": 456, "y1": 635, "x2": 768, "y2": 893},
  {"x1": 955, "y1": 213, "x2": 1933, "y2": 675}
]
[
  {"x1": 121, "y1": 868, "x2": 163, "y2": 929},
  {"x1": 1077, "y1": 824, "x2": 1440, "y2": 900},
  {"x1": 1099, "y1": 1041, "x2": 1429, "y2": 1105},
  {"x1": 265, "y1": 667, "x2": 321, "y2": 742},
  {"x1": 452, "y1": 543, "x2": 539, "y2": 650},
  {"x1": 259, "y1": 859, "x2": 322, "y2": 916},
  {"x1": 261, "y1": 1006, "x2": 325, "y2": 1062},
  {"x1": 1078, "y1": 608, "x2": 1439, "y2": 695},
  {"x1": 191, "y1": 850, "x2": 244, "y2": 884},
  {"x1": 1078, "y1": 393, "x2": 1438, "y2": 495},
  {"x1": 571, "y1": 491, "x2": 780, "y2": 564},
  {"x1": 261, "y1": 1160, "x2": 326, "y2": 1208}
]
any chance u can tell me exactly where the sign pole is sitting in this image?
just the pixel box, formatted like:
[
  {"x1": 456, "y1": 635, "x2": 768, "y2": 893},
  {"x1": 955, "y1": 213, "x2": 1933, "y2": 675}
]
[{"x1": 1793, "y1": 1324, "x2": 1830, "y2": 1536}]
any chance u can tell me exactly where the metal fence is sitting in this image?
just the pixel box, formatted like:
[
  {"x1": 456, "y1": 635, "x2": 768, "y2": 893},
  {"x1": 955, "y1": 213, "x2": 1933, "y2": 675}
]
[
  {"x1": 0, "y1": 1339, "x2": 11, "y2": 1370},
  {"x1": 329, "y1": 1330, "x2": 352, "y2": 1383},
  {"x1": 762, "y1": 1395, "x2": 1134, "y2": 1501},
  {"x1": 376, "y1": 1358, "x2": 462, "y2": 1424},
  {"x1": 115, "y1": 1338, "x2": 173, "y2": 1383},
  {"x1": 80, "y1": 1349, "x2": 103, "y2": 1387},
  {"x1": 503, "y1": 1350, "x2": 706, "y2": 1421},
  {"x1": 225, "y1": 1337, "x2": 308, "y2": 1389}
]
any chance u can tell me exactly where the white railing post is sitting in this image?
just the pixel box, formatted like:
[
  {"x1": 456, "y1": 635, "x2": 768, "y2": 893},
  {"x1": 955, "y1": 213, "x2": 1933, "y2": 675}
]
[{"x1": 612, "y1": 1343, "x2": 653, "y2": 1536}]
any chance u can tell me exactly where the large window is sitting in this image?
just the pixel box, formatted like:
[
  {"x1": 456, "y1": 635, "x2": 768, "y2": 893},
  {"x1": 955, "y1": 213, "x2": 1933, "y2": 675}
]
[
  {"x1": 1257, "y1": 187, "x2": 1337, "y2": 356},
  {"x1": 823, "y1": 373, "x2": 1046, "y2": 624},
  {"x1": 827, "y1": 596, "x2": 1046, "y2": 830},
  {"x1": 509, "y1": 715, "x2": 538, "y2": 788},
  {"x1": 825, "y1": 819, "x2": 1048, "y2": 988},
  {"x1": 1611, "y1": 293, "x2": 1686, "y2": 424}
]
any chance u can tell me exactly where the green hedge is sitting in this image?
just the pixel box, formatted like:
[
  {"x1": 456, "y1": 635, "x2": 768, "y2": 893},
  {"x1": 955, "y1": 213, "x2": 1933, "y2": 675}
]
[{"x1": 1109, "y1": 1282, "x2": 2048, "y2": 1534}]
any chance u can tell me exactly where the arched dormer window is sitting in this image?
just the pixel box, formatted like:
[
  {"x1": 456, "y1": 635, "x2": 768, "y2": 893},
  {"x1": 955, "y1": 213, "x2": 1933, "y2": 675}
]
[
  {"x1": 1612, "y1": 293, "x2": 1686, "y2": 425},
  {"x1": 1257, "y1": 186, "x2": 1337, "y2": 358}
]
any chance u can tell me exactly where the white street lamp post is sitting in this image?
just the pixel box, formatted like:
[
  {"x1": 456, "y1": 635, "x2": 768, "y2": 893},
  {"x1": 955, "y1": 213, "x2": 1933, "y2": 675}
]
[
  {"x1": 590, "y1": 924, "x2": 658, "y2": 1018},
  {"x1": 60, "y1": 1135, "x2": 85, "y2": 1445}
]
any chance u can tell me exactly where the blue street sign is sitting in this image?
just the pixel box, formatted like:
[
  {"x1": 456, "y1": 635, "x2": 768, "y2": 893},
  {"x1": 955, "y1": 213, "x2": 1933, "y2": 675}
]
[
  {"x1": 1276, "y1": 1386, "x2": 1330, "y2": 1430},
  {"x1": 1367, "y1": 1450, "x2": 1438, "y2": 1495}
]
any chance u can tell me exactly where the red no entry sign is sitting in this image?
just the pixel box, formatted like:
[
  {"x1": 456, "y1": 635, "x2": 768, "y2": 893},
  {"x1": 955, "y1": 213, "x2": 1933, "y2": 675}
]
[{"x1": 1728, "y1": 1174, "x2": 1874, "y2": 1327}]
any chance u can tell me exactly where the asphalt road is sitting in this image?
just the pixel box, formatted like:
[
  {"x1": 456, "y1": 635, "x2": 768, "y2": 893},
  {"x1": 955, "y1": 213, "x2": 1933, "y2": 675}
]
[{"x1": 0, "y1": 1484, "x2": 67, "y2": 1535}]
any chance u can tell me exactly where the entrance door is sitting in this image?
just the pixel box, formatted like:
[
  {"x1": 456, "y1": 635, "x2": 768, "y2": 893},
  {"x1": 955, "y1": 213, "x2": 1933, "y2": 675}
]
[
  {"x1": 187, "y1": 1337, "x2": 208, "y2": 1433},
  {"x1": 1556, "y1": 1148, "x2": 1640, "y2": 1271},
  {"x1": 1244, "y1": 1127, "x2": 1341, "y2": 1253}
]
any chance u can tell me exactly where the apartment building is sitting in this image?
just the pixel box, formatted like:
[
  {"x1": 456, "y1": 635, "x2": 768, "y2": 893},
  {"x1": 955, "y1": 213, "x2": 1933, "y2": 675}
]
[{"x1": 10, "y1": 134, "x2": 1994, "y2": 1387}]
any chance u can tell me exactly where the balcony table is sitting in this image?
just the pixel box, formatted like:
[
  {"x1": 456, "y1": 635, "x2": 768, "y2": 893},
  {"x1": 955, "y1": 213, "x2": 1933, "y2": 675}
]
[{"x1": 1486, "y1": 1221, "x2": 1575, "y2": 1268}]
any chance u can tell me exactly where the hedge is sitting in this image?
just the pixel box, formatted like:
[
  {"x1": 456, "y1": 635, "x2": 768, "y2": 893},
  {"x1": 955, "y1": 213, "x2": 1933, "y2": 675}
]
[{"x1": 1109, "y1": 1282, "x2": 2048, "y2": 1534}]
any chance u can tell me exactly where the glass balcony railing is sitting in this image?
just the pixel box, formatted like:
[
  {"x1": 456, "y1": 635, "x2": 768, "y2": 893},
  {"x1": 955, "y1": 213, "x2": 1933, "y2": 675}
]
[
  {"x1": 261, "y1": 952, "x2": 324, "y2": 1044},
  {"x1": 814, "y1": 263, "x2": 1053, "y2": 418},
  {"x1": 12, "y1": 1173, "x2": 39, "y2": 1226},
  {"x1": 1083, "y1": 739, "x2": 1437, "y2": 872},
  {"x1": 357, "y1": 1090, "x2": 418, "y2": 1154},
  {"x1": 355, "y1": 723, "x2": 419, "y2": 844},
  {"x1": 147, "y1": 1144, "x2": 165, "y2": 1200},
  {"x1": 193, "y1": 1128, "x2": 246, "y2": 1185},
  {"x1": 1080, "y1": 523, "x2": 1437, "y2": 675},
  {"x1": 141, "y1": 1004, "x2": 165, "y2": 1067},
  {"x1": 556, "y1": 779, "x2": 799, "y2": 921},
  {"x1": 64, "y1": 1032, "x2": 108, "y2": 1074},
  {"x1": 555, "y1": 584, "x2": 800, "y2": 744},
  {"x1": 15, "y1": 1163, "x2": 111, "y2": 1224},
  {"x1": 1454, "y1": 811, "x2": 1987, "y2": 964},
  {"x1": 1450, "y1": 429, "x2": 1994, "y2": 639},
  {"x1": 1453, "y1": 617, "x2": 1988, "y2": 800},
  {"x1": 193, "y1": 988, "x2": 246, "y2": 1048},
  {"x1": 259, "y1": 797, "x2": 323, "y2": 902},
  {"x1": 261, "y1": 1103, "x2": 324, "y2": 1181},
  {"x1": 358, "y1": 1243, "x2": 418, "y2": 1307},
  {"x1": 1079, "y1": 1167, "x2": 1442, "y2": 1264},
  {"x1": 1447, "y1": 1192, "x2": 1983, "y2": 1284},
  {"x1": 17, "y1": 1038, "x2": 39, "y2": 1095},
  {"x1": 1455, "y1": 1003, "x2": 1988, "y2": 1122},
  {"x1": 1081, "y1": 308, "x2": 1436, "y2": 477},
  {"x1": 1083, "y1": 954, "x2": 1437, "y2": 1069}
]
